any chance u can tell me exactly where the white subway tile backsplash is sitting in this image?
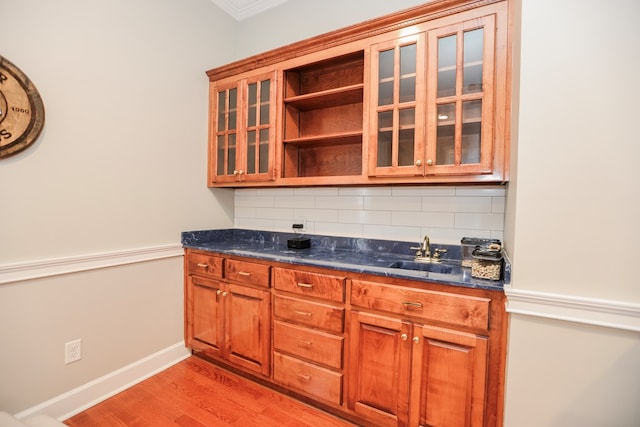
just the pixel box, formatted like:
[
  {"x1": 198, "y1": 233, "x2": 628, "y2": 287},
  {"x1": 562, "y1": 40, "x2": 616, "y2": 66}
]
[
  {"x1": 339, "y1": 187, "x2": 392, "y2": 196},
  {"x1": 256, "y1": 208, "x2": 295, "y2": 220},
  {"x1": 274, "y1": 196, "x2": 315, "y2": 209},
  {"x1": 455, "y1": 186, "x2": 505, "y2": 197},
  {"x1": 235, "y1": 217, "x2": 275, "y2": 229},
  {"x1": 392, "y1": 186, "x2": 456, "y2": 196},
  {"x1": 363, "y1": 224, "x2": 422, "y2": 242},
  {"x1": 315, "y1": 196, "x2": 364, "y2": 210},
  {"x1": 294, "y1": 208, "x2": 339, "y2": 223},
  {"x1": 492, "y1": 197, "x2": 505, "y2": 213},
  {"x1": 392, "y1": 211, "x2": 455, "y2": 228},
  {"x1": 235, "y1": 195, "x2": 274, "y2": 208},
  {"x1": 339, "y1": 210, "x2": 391, "y2": 225},
  {"x1": 234, "y1": 206, "x2": 257, "y2": 218},
  {"x1": 294, "y1": 187, "x2": 339, "y2": 196},
  {"x1": 455, "y1": 213, "x2": 504, "y2": 230},
  {"x1": 315, "y1": 221, "x2": 363, "y2": 237},
  {"x1": 420, "y1": 196, "x2": 456, "y2": 212},
  {"x1": 452, "y1": 196, "x2": 493, "y2": 213},
  {"x1": 233, "y1": 185, "x2": 506, "y2": 243},
  {"x1": 364, "y1": 196, "x2": 422, "y2": 211}
]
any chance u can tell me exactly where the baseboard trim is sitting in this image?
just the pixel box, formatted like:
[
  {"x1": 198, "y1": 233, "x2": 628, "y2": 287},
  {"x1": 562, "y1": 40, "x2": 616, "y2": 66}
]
[
  {"x1": 504, "y1": 285, "x2": 640, "y2": 332},
  {"x1": 14, "y1": 342, "x2": 191, "y2": 422},
  {"x1": 0, "y1": 244, "x2": 184, "y2": 285}
]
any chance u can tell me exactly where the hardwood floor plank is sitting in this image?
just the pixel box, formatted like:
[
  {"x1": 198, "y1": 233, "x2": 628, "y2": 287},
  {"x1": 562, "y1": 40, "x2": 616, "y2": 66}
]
[{"x1": 64, "y1": 356, "x2": 355, "y2": 427}]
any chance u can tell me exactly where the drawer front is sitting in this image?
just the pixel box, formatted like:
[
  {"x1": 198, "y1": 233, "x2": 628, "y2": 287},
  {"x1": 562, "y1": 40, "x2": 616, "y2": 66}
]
[
  {"x1": 273, "y1": 267, "x2": 345, "y2": 302},
  {"x1": 273, "y1": 320, "x2": 343, "y2": 370},
  {"x1": 273, "y1": 352, "x2": 343, "y2": 405},
  {"x1": 225, "y1": 259, "x2": 270, "y2": 288},
  {"x1": 350, "y1": 280, "x2": 491, "y2": 330},
  {"x1": 274, "y1": 294, "x2": 344, "y2": 334},
  {"x1": 186, "y1": 251, "x2": 223, "y2": 278}
]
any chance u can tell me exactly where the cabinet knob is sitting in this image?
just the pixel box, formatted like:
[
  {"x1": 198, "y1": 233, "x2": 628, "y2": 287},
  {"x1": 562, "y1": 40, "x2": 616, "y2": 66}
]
[
  {"x1": 401, "y1": 333, "x2": 408, "y2": 341},
  {"x1": 415, "y1": 160, "x2": 422, "y2": 167},
  {"x1": 426, "y1": 159, "x2": 433, "y2": 166},
  {"x1": 413, "y1": 336, "x2": 420, "y2": 344},
  {"x1": 196, "y1": 263, "x2": 208, "y2": 269},
  {"x1": 233, "y1": 170, "x2": 239, "y2": 175},
  {"x1": 222, "y1": 291, "x2": 228, "y2": 297},
  {"x1": 216, "y1": 289, "x2": 222, "y2": 296}
]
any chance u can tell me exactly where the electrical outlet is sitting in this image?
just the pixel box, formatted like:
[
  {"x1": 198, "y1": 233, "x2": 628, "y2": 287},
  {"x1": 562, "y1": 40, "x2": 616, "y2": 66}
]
[
  {"x1": 65, "y1": 339, "x2": 82, "y2": 364},
  {"x1": 292, "y1": 218, "x2": 307, "y2": 233}
]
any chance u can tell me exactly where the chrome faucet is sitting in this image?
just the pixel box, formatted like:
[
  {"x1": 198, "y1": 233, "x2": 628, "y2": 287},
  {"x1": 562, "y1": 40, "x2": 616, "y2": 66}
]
[
  {"x1": 411, "y1": 235, "x2": 431, "y2": 259},
  {"x1": 411, "y1": 235, "x2": 447, "y2": 262}
]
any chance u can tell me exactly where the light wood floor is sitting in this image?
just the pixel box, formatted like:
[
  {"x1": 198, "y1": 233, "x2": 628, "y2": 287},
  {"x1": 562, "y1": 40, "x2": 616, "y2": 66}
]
[{"x1": 64, "y1": 356, "x2": 356, "y2": 426}]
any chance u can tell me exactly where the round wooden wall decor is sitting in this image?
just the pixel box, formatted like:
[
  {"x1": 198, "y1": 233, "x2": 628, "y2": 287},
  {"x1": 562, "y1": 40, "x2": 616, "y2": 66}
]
[{"x1": 0, "y1": 55, "x2": 45, "y2": 159}]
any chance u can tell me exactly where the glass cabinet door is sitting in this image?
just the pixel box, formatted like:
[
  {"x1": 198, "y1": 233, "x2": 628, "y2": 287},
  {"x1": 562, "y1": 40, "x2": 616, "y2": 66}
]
[
  {"x1": 213, "y1": 83, "x2": 239, "y2": 182},
  {"x1": 210, "y1": 72, "x2": 276, "y2": 184},
  {"x1": 426, "y1": 14, "x2": 496, "y2": 175},
  {"x1": 369, "y1": 34, "x2": 426, "y2": 177},
  {"x1": 243, "y1": 74, "x2": 276, "y2": 181}
]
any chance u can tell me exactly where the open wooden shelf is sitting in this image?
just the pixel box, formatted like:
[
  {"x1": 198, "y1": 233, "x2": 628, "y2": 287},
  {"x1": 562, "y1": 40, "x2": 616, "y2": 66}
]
[{"x1": 284, "y1": 84, "x2": 364, "y2": 110}]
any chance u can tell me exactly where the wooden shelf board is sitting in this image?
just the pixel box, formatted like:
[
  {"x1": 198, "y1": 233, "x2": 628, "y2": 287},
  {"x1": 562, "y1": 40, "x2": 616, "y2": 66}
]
[
  {"x1": 283, "y1": 131, "x2": 363, "y2": 146},
  {"x1": 284, "y1": 84, "x2": 364, "y2": 110}
]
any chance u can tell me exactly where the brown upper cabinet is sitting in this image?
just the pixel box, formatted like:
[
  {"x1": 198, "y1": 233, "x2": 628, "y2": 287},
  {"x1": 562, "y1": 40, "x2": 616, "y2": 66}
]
[{"x1": 206, "y1": 0, "x2": 510, "y2": 187}]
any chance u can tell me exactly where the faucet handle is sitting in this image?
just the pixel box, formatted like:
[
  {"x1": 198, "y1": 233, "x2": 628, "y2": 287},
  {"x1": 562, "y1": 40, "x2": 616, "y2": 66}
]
[{"x1": 432, "y1": 248, "x2": 447, "y2": 260}]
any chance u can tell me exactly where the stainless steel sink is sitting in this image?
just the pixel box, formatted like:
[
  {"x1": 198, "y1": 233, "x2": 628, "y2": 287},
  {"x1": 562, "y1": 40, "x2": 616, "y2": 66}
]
[{"x1": 388, "y1": 260, "x2": 457, "y2": 274}]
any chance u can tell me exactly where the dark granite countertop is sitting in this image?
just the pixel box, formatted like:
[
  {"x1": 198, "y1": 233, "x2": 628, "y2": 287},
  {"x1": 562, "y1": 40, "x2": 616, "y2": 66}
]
[{"x1": 181, "y1": 229, "x2": 509, "y2": 292}]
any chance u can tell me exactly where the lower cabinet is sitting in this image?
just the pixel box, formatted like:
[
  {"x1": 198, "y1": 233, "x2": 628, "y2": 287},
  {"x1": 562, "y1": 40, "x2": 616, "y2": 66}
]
[
  {"x1": 185, "y1": 251, "x2": 271, "y2": 377},
  {"x1": 347, "y1": 281, "x2": 490, "y2": 427},
  {"x1": 184, "y1": 251, "x2": 506, "y2": 427},
  {"x1": 412, "y1": 324, "x2": 488, "y2": 427},
  {"x1": 271, "y1": 267, "x2": 346, "y2": 406}
]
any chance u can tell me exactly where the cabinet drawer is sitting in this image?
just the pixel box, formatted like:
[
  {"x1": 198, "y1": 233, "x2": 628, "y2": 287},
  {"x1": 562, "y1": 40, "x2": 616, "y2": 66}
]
[
  {"x1": 273, "y1": 320, "x2": 343, "y2": 370},
  {"x1": 274, "y1": 295, "x2": 344, "y2": 334},
  {"x1": 273, "y1": 267, "x2": 345, "y2": 302},
  {"x1": 186, "y1": 251, "x2": 223, "y2": 278},
  {"x1": 225, "y1": 259, "x2": 270, "y2": 288},
  {"x1": 350, "y1": 280, "x2": 490, "y2": 330},
  {"x1": 274, "y1": 352, "x2": 342, "y2": 405}
]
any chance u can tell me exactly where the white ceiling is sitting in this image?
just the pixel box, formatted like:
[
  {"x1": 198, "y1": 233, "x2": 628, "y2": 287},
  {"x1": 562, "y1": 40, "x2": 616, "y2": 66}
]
[{"x1": 210, "y1": 0, "x2": 290, "y2": 21}]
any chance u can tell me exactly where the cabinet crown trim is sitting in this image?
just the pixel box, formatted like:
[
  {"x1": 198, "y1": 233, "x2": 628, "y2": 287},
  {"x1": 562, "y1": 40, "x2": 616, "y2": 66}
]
[{"x1": 206, "y1": 0, "x2": 502, "y2": 81}]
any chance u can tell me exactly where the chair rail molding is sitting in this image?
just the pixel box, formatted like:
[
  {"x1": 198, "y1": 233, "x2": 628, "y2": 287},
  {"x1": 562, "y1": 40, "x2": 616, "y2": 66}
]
[
  {"x1": 0, "y1": 244, "x2": 184, "y2": 285},
  {"x1": 505, "y1": 285, "x2": 640, "y2": 332}
]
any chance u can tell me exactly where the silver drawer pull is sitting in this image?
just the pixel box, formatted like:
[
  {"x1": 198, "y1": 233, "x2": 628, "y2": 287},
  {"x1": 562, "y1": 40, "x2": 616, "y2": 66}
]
[
  {"x1": 402, "y1": 301, "x2": 423, "y2": 308},
  {"x1": 196, "y1": 263, "x2": 208, "y2": 268},
  {"x1": 295, "y1": 372, "x2": 311, "y2": 381},
  {"x1": 238, "y1": 271, "x2": 251, "y2": 276},
  {"x1": 296, "y1": 282, "x2": 313, "y2": 288},
  {"x1": 294, "y1": 310, "x2": 312, "y2": 317}
]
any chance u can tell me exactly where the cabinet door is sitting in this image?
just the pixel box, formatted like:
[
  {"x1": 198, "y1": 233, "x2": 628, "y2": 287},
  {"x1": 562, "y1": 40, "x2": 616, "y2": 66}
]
[
  {"x1": 190, "y1": 276, "x2": 224, "y2": 358},
  {"x1": 369, "y1": 33, "x2": 426, "y2": 177},
  {"x1": 210, "y1": 80, "x2": 240, "y2": 184},
  {"x1": 425, "y1": 14, "x2": 496, "y2": 176},
  {"x1": 410, "y1": 324, "x2": 488, "y2": 427},
  {"x1": 347, "y1": 311, "x2": 412, "y2": 427},
  {"x1": 225, "y1": 283, "x2": 271, "y2": 376},
  {"x1": 209, "y1": 72, "x2": 277, "y2": 184},
  {"x1": 240, "y1": 72, "x2": 277, "y2": 182}
]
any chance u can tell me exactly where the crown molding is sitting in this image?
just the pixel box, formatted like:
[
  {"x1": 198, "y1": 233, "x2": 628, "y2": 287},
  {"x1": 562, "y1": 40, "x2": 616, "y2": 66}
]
[{"x1": 210, "y1": 0, "x2": 289, "y2": 21}]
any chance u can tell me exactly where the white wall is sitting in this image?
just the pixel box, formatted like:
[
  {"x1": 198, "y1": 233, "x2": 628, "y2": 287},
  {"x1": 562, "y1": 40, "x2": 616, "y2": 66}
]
[
  {"x1": 0, "y1": 0, "x2": 235, "y2": 415},
  {"x1": 504, "y1": 0, "x2": 640, "y2": 425}
]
